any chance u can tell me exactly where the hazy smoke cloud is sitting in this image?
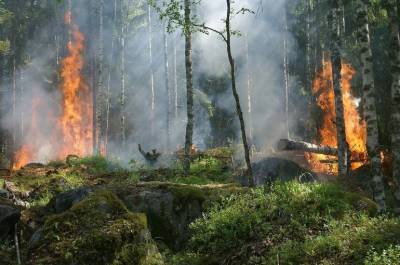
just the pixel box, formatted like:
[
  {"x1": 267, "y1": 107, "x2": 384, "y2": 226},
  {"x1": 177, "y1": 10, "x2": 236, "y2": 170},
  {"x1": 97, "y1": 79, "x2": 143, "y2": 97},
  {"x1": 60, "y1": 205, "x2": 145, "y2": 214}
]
[{"x1": 0, "y1": 0, "x2": 295, "y2": 165}]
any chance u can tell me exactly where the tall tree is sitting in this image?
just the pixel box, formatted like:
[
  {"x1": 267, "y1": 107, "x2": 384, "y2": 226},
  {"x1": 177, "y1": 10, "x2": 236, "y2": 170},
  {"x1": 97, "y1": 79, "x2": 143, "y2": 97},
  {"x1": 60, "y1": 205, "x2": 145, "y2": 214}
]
[
  {"x1": 356, "y1": 0, "x2": 386, "y2": 213},
  {"x1": 330, "y1": 0, "x2": 349, "y2": 177},
  {"x1": 283, "y1": 8, "x2": 290, "y2": 139},
  {"x1": 105, "y1": 0, "x2": 118, "y2": 154},
  {"x1": 197, "y1": 0, "x2": 254, "y2": 186},
  {"x1": 120, "y1": 0, "x2": 126, "y2": 146},
  {"x1": 163, "y1": 25, "x2": 171, "y2": 151},
  {"x1": 148, "y1": 4, "x2": 155, "y2": 139},
  {"x1": 385, "y1": 0, "x2": 400, "y2": 213},
  {"x1": 245, "y1": 35, "x2": 254, "y2": 146},
  {"x1": 183, "y1": 0, "x2": 194, "y2": 176},
  {"x1": 225, "y1": 0, "x2": 253, "y2": 186},
  {"x1": 95, "y1": 0, "x2": 105, "y2": 154}
]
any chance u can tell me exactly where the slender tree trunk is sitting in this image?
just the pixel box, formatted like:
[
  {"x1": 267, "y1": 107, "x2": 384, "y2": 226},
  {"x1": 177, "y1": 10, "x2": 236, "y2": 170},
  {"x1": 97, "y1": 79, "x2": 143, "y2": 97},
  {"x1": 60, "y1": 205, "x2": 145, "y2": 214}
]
[
  {"x1": 148, "y1": 4, "x2": 155, "y2": 138},
  {"x1": 163, "y1": 26, "x2": 171, "y2": 151},
  {"x1": 386, "y1": 0, "x2": 400, "y2": 213},
  {"x1": 174, "y1": 42, "x2": 179, "y2": 120},
  {"x1": 95, "y1": 0, "x2": 105, "y2": 155},
  {"x1": 330, "y1": 0, "x2": 349, "y2": 177},
  {"x1": 306, "y1": 0, "x2": 312, "y2": 92},
  {"x1": 340, "y1": 0, "x2": 346, "y2": 44},
  {"x1": 120, "y1": 0, "x2": 126, "y2": 146},
  {"x1": 19, "y1": 69, "x2": 24, "y2": 140},
  {"x1": 283, "y1": 10, "x2": 290, "y2": 139},
  {"x1": 105, "y1": 0, "x2": 117, "y2": 155},
  {"x1": 183, "y1": 0, "x2": 194, "y2": 176},
  {"x1": 356, "y1": 0, "x2": 386, "y2": 213},
  {"x1": 245, "y1": 36, "x2": 254, "y2": 147},
  {"x1": 225, "y1": 0, "x2": 254, "y2": 186},
  {"x1": 12, "y1": 57, "x2": 16, "y2": 164}
]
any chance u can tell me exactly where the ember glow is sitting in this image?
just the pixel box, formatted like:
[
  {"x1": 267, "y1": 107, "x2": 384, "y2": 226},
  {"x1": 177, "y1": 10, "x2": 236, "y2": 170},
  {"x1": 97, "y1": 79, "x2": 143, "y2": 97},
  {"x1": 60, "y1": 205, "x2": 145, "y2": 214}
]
[
  {"x1": 306, "y1": 59, "x2": 368, "y2": 174},
  {"x1": 12, "y1": 12, "x2": 92, "y2": 169}
]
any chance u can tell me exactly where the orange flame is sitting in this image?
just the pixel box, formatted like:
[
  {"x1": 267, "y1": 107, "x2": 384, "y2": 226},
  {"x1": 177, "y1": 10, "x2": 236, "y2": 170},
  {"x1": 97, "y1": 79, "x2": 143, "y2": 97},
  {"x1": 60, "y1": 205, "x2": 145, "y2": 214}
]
[
  {"x1": 13, "y1": 145, "x2": 33, "y2": 170},
  {"x1": 57, "y1": 15, "x2": 93, "y2": 159},
  {"x1": 12, "y1": 12, "x2": 92, "y2": 170},
  {"x1": 306, "y1": 59, "x2": 368, "y2": 174}
]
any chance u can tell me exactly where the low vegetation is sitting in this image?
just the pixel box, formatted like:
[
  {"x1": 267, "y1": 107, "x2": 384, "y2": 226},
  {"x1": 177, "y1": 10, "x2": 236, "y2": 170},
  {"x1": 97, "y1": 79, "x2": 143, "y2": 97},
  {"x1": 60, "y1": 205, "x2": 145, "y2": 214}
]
[{"x1": 2, "y1": 151, "x2": 400, "y2": 265}]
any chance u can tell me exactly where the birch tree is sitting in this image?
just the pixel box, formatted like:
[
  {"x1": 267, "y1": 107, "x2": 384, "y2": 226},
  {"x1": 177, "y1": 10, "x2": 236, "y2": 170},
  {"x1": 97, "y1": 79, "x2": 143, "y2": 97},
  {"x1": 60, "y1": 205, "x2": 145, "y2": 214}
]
[
  {"x1": 182, "y1": 0, "x2": 194, "y2": 176},
  {"x1": 330, "y1": 0, "x2": 349, "y2": 177},
  {"x1": 356, "y1": 0, "x2": 386, "y2": 213},
  {"x1": 385, "y1": 0, "x2": 400, "y2": 214}
]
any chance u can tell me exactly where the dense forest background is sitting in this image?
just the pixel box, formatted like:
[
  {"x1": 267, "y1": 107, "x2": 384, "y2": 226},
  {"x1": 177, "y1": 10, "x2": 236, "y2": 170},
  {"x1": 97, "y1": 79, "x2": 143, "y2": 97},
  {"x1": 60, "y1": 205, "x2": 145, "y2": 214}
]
[{"x1": 0, "y1": 0, "x2": 393, "y2": 166}]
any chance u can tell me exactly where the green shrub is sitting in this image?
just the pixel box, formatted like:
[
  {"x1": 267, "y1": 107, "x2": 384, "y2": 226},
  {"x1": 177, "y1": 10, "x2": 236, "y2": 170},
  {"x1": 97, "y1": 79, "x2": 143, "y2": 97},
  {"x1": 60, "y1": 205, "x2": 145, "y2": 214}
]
[
  {"x1": 364, "y1": 245, "x2": 400, "y2": 265},
  {"x1": 70, "y1": 156, "x2": 124, "y2": 175},
  {"x1": 173, "y1": 182, "x2": 397, "y2": 265}
]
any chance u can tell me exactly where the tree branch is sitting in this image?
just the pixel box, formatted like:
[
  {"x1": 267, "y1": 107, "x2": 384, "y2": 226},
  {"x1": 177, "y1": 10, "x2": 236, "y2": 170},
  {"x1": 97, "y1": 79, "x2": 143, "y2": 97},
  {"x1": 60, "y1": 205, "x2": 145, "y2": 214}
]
[{"x1": 192, "y1": 22, "x2": 227, "y2": 43}]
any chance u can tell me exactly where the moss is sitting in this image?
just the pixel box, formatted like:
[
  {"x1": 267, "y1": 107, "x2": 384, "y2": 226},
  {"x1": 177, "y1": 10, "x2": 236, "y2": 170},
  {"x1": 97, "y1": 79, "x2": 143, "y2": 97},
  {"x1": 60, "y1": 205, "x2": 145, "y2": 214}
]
[{"x1": 28, "y1": 190, "x2": 164, "y2": 265}]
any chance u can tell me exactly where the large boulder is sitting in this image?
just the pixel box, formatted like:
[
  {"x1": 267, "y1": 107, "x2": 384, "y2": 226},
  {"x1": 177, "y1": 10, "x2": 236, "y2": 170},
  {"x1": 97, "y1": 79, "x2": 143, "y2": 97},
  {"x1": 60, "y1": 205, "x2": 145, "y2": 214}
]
[
  {"x1": 111, "y1": 182, "x2": 244, "y2": 250},
  {"x1": 47, "y1": 187, "x2": 93, "y2": 213},
  {"x1": 28, "y1": 190, "x2": 164, "y2": 265},
  {"x1": 0, "y1": 204, "x2": 20, "y2": 240},
  {"x1": 244, "y1": 157, "x2": 316, "y2": 186}
]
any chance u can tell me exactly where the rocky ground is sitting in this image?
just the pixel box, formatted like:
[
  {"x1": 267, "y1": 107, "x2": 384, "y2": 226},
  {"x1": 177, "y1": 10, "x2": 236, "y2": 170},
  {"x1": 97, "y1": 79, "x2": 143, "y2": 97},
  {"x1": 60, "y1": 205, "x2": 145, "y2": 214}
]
[{"x1": 0, "y1": 149, "x2": 397, "y2": 265}]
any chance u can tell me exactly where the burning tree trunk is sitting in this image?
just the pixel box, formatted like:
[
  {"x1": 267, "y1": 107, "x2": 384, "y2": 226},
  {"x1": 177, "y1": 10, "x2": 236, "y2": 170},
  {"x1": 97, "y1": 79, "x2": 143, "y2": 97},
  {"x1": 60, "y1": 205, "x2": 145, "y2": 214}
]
[
  {"x1": 385, "y1": 0, "x2": 400, "y2": 213},
  {"x1": 183, "y1": 0, "x2": 195, "y2": 177},
  {"x1": 356, "y1": 0, "x2": 386, "y2": 213},
  {"x1": 330, "y1": 0, "x2": 349, "y2": 177},
  {"x1": 278, "y1": 139, "x2": 338, "y2": 156}
]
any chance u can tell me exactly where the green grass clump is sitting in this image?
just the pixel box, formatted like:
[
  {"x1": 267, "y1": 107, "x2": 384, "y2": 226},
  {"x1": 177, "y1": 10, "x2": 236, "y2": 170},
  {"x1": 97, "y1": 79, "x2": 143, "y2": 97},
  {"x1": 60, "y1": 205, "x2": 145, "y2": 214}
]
[
  {"x1": 70, "y1": 155, "x2": 124, "y2": 175},
  {"x1": 169, "y1": 181, "x2": 399, "y2": 265}
]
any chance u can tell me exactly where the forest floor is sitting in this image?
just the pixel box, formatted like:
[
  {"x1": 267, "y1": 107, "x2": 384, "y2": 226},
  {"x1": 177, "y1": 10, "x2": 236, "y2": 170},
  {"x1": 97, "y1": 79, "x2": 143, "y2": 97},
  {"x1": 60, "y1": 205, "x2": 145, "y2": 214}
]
[{"x1": 0, "y1": 148, "x2": 400, "y2": 265}]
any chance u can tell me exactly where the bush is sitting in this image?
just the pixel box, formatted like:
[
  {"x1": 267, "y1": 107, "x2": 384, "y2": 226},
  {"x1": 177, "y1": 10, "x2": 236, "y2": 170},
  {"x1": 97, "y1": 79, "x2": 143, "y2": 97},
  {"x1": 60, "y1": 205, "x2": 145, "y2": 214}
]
[
  {"x1": 172, "y1": 182, "x2": 399, "y2": 265},
  {"x1": 364, "y1": 245, "x2": 400, "y2": 265},
  {"x1": 70, "y1": 156, "x2": 124, "y2": 175}
]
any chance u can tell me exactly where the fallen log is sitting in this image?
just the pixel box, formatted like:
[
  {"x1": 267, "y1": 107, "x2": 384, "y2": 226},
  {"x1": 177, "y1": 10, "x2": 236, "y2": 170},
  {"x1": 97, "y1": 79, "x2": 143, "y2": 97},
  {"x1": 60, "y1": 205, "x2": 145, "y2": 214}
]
[
  {"x1": 278, "y1": 139, "x2": 337, "y2": 156},
  {"x1": 319, "y1": 159, "x2": 365, "y2": 164}
]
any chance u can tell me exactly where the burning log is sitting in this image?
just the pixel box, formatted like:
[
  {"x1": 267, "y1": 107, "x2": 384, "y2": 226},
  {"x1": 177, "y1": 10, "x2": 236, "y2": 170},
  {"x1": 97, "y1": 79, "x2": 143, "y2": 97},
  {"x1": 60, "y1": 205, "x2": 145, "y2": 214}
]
[{"x1": 278, "y1": 139, "x2": 337, "y2": 156}]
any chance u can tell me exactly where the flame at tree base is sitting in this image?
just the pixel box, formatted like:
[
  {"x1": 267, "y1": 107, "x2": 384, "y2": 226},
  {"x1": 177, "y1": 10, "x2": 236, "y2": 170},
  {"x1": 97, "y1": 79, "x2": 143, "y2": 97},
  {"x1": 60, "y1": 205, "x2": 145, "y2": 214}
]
[
  {"x1": 306, "y1": 59, "x2": 368, "y2": 174},
  {"x1": 12, "y1": 12, "x2": 92, "y2": 170}
]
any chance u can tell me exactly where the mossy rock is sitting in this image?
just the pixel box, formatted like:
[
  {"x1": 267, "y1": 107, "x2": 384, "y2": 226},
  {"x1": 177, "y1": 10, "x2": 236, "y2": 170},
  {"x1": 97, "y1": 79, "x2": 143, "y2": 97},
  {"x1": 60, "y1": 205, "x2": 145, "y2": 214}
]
[
  {"x1": 27, "y1": 190, "x2": 164, "y2": 265},
  {"x1": 110, "y1": 182, "x2": 245, "y2": 250}
]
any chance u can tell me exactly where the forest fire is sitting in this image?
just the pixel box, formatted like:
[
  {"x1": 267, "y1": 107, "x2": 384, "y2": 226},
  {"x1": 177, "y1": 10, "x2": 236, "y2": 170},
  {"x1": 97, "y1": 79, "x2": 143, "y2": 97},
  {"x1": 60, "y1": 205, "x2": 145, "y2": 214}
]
[
  {"x1": 57, "y1": 11, "x2": 93, "y2": 159},
  {"x1": 12, "y1": 12, "x2": 92, "y2": 169},
  {"x1": 306, "y1": 59, "x2": 368, "y2": 174}
]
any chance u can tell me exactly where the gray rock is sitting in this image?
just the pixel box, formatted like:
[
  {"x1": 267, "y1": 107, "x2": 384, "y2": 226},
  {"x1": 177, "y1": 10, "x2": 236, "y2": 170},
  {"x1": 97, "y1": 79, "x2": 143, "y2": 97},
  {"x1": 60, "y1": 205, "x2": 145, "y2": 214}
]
[
  {"x1": 118, "y1": 187, "x2": 203, "y2": 250},
  {"x1": 0, "y1": 189, "x2": 9, "y2": 199},
  {"x1": 239, "y1": 157, "x2": 316, "y2": 186},
  {"x1": 48, "y1": 187, "x2": 93, "y2": 213},
  {"x1": 28, "y1": 227, "x2": 43, "y2": 250},
  {"x1": 0, "y1": 205, "x2": 20, "y2": 240}
]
